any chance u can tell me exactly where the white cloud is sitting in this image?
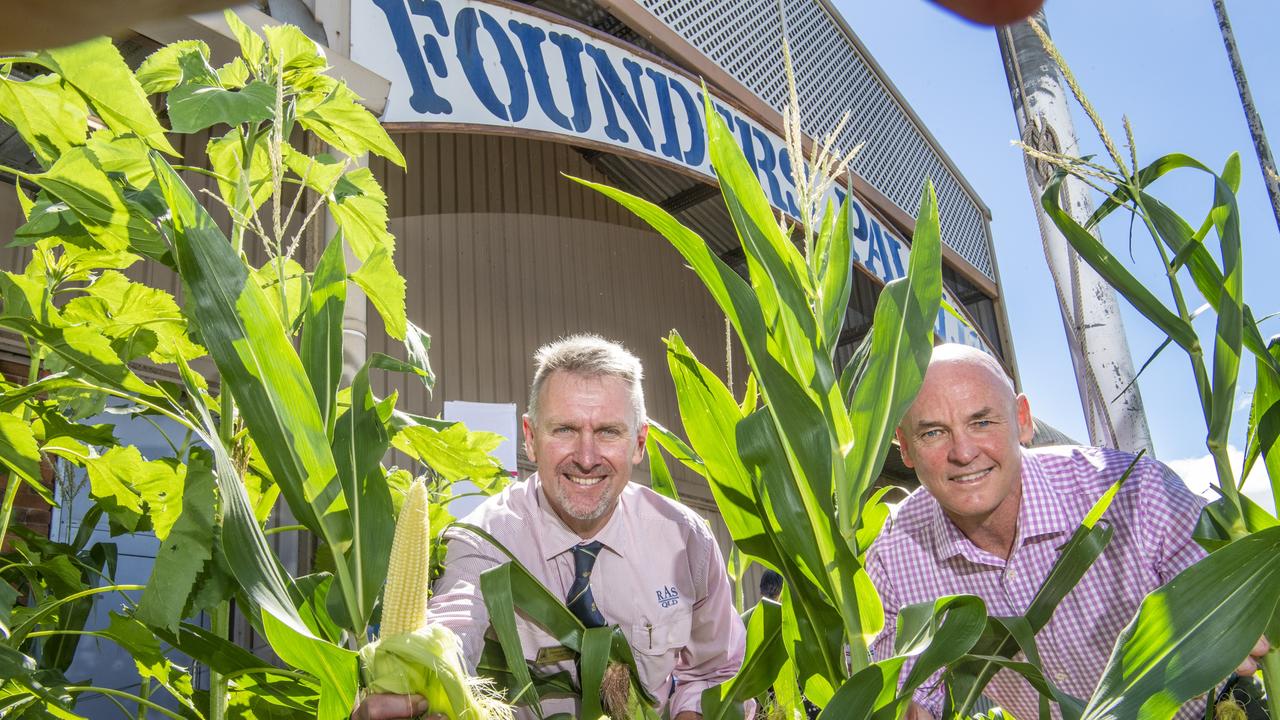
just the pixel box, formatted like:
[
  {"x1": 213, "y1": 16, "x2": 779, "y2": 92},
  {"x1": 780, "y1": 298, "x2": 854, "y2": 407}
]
[{"x1": 1164, "y1": 445, "x2": 1276, "y2": 515}]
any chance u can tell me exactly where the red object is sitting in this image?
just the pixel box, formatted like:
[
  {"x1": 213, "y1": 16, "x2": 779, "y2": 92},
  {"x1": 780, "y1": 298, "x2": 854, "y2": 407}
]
[{"x1": 930, "y1": 0, "x2": 1044, "y2": 25}]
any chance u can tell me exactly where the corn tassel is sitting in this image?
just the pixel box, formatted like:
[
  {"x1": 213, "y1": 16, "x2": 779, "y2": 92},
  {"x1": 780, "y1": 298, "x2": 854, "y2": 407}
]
[{"x1": 360, "y1": 477, "x2": 514, "y2": 720}]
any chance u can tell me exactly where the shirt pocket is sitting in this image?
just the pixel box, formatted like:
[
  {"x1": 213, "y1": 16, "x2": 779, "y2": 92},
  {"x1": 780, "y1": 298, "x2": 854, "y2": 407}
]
[{"x1": 628, "y1": 608, "x2": 693, "y2": 697}]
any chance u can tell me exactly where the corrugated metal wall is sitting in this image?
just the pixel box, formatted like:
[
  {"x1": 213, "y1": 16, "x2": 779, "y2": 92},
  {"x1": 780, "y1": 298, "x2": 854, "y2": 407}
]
[{"x1": 369, "y1": 131, "x2": 738, "y2": 507}]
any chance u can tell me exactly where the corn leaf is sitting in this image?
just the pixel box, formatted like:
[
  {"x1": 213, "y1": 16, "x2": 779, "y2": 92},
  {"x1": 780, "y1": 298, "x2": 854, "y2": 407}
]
[
  {"x1": 700, "y1": 599, "x2": 787, "y2": 720},
  {"x1": 843, "y1": 180, "x2": 942, "y2": 528},
  {"x1": 328, "y1": 361, "x2": 395, "y2": 631},
  {"x1": 151, "y1": 152, "x2": 371, "y2": 633},
  {"x1": 301, "y1": 236, "x2": 347, "y2": 435},
  {"x1": 1084, "y1": 526, "x2": 1280, "y2": 720},
  {"x1": 1243, "y1": 339, "x2": 1280, "y2": 512},
  {"x1": 1041, "y1": 173, "x2": 1197, "y2": 353},
  {"x1": 644, "y1": 430, "x2": 680, "y2": 501}
]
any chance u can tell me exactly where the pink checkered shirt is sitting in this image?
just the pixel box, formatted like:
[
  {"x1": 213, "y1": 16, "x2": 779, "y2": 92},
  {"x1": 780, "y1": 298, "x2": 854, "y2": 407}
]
[{"x1": 867, "y1": 446, "x2": 1207, "y2": 720}]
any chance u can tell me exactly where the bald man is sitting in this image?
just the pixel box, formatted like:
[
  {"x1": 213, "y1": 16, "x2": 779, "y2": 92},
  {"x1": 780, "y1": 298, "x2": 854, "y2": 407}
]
[{"x1": 866, "y1": 344, "x2": 1267, "y2": 720}]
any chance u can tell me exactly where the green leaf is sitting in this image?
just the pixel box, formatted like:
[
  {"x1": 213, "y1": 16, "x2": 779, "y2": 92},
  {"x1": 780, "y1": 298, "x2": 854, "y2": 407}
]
[
  {"x1": 262, "y1": 24, "x2": 327, "y2": 76},
  {"x1": 297, "y1": 83, "x2": 405, "y2": 166},
  {"x1": 135, "y1": 40, "x2": 211, "y2": 94},
  {"x1": 844, "y1": 181, "x2": 943, "y2": 527},
  {"x1": 644, "y1": 430, "x2": 680, "y2": 501},
  {"x1": 701, "y1": 599, "x2": 787, "y2": 720},
  {"x1": 0, "y1": 75, "x2": 89, "y2": 167},
  {"x1": 0, "y1": 319, "x2": 162, "y2": 400},
  {"x1": 261, "y1": 608, "x2": 358, "y2": 719},
  {"x1": 351, "y1": 245, "x2": 407, "y2": 340},
  {"x1": 393, "y1": 423, "x2": 508, "y2": 484},
  {"x1": 32, "y1": 146, "x2": 167, "y2": 256},
  {"x1": 38, "y1": 36, "x2": 178, "y2": 156},
  {"x1": 1083, "y1": 526, "x2": 1280, "y2": 720},
  {"x1": 207, "y1": 129, "x2": 273, "y2": 212},
  {"x1": 301, "y1": 237, "x2": 347, "y2": 435},
  {"x1": 1042, "y1": 173, "x2": 1197, "y2": 353},
  {"x1": 61, "y1": 270, "x2": 205, "y2": 365},
  {"x1": 167, "y1": 80, "x2": 276, "y2": 134},
  {"x1": 136, "y1": 453, "x2": 216, "y2": 632},
  {"x1": 327, "y1": 361, "x2": 395, "y2": 631},
  {"x1": 70, "y1": 446, "x2": 181, "y2": 535},
  {"x1": 664, "y1": 335, "x2": 773, "y2": 564},
  {"x1": 87, "y1": 131, "x2": 155, "y2": 189},
  {"x1": 151, "y1": 154, "x2": 375, "y2": 635},
  {"x1": 224, "y1": 10, "x2": 266, "y2": 70},
  {"x1": 330, "y1": 167, "x2": 395, "y2": 262},
  {"x1": 0, "y1": 412, "x2": 47, "y2": 504},
  {"x1": 819, "y1": 197, "x2": 855, "y2": 356},
  {"x1": 1243, "y1": 339, "x2": 1280, "y2": 513}
]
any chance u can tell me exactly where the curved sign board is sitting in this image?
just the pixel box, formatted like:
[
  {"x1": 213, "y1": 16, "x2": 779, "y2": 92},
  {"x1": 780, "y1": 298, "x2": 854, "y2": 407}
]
[{"x1": 351, "y1": 0, "x2": 987, "y2": 350}]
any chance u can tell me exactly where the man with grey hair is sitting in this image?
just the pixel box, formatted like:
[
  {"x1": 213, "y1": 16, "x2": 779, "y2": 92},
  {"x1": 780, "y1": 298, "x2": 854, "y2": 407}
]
[
  {"x1": 868, "y1": 343, "x2": 1268, "y2": 720},
  {"x1": 355, "y1": 334, "x2": 746, "y2": 720}
]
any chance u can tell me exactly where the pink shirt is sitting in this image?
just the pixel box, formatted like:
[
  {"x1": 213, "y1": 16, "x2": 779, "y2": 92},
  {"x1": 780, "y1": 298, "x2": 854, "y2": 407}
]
[
  {"x1": 431, "y1": 474, "x2": 747, "y2": 718},
  {"x1": 868, "y1": 446, "x2": 1207, "y2": 720}
]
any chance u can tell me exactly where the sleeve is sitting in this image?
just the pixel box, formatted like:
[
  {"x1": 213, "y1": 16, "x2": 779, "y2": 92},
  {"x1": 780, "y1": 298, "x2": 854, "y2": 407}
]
[
  {"x1": 668, "y1": 529, "x2": 748, "y2": 716},
  {"x1": 867, "y1": 544, "x2": 942, "y2": 719},
  {"x1": 1138, "y1": 458, "x2": 1208, "y2": 584},
  {"x1": 428, "y1": 527, "x2": 503, "y2": 670}
]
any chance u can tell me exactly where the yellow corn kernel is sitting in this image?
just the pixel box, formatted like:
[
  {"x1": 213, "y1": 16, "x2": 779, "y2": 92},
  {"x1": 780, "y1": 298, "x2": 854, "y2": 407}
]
[{"x1": 380, "y1": 477, "x2": 430, "y2": 637}]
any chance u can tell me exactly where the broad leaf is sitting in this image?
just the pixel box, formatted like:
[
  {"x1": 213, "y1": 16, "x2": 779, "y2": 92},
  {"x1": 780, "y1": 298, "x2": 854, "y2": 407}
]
[
  {"x1": 0, "y1": 75, "x2": 89, "y2": 167},
  {"x1": 137, "y1": 454, "x2": 216, "y2": 632},
  {"x1": 301, "y1": 236, "x2": 347, "y2": 434},
  {"x1": 167, "y1": 80, "x2": 276, "y2": 134},
  {"x1": 296, "y1": 83, "x2": 405, "y2": 167},
  {"x1": 351, "y1": 245, "x2": 407, "y2": 340},
  {"x1": 37, "y1": 36, "x2": 178, "y2": 156}
]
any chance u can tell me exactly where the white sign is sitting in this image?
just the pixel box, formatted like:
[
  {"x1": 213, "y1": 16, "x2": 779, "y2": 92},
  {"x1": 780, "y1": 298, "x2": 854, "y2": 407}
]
[{"x1": 352, "y1": 0, "x2": 986, "y2": 350}]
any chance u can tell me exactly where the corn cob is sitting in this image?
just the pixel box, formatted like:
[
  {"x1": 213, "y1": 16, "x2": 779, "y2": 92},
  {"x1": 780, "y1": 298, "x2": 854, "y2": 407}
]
[
  {"x1": 360, "y1": 477, "x2": 514, "y2": 720},
  {"x1": 379, "y1": 476, "x2": 431, "y2": 637}
]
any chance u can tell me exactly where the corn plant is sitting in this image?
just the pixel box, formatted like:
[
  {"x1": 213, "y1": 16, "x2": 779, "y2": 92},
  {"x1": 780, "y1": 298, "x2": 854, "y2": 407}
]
[
  {"x1": 0, "y1": 15, "x2": 507, "y2": 718},
  {"x1": 570, "y1": 34, "x2": 1275, "y2": 719},
  {"x1": 1022, "y1": 21, "x2": 1280, "y2": 720}
]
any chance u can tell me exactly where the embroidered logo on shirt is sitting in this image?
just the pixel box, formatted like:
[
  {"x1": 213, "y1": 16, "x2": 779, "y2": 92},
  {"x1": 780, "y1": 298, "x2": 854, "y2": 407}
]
[{"x1": 656, "y1": 585, "x2": 680, "y2": 608}]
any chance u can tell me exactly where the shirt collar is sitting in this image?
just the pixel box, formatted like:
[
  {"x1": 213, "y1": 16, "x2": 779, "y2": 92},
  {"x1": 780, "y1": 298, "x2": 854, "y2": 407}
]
[
  {"x1": 532, "y1": 473, "x2": 628, "y2": 562},
  {"x1": 1016, "y1": 451, "x2": 1077, "y2": 542},
  {"x1": 928, "y1": 450, "x2": 1074, "y2": 564}
]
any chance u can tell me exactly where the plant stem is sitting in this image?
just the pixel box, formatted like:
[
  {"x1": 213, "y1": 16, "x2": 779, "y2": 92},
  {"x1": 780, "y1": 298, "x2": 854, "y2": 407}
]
[
  {"x1": 137, "y1": 677, "x2": 150, "y2": 720},
  {"x1": 62, "y1": 686, "x2": 187, "y2": 720},
  {"x1": 1260, "y1": 650, "x2": 1280, "y2": 720},
  {"x1": 209, "y1": 601, "x2": 230, "y2": 720}
]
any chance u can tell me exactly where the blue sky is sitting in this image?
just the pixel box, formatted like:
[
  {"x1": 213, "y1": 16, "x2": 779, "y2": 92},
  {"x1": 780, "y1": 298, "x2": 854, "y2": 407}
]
[{"x1": 830, "y1": 0, "x2": 1280, "y2": 509}]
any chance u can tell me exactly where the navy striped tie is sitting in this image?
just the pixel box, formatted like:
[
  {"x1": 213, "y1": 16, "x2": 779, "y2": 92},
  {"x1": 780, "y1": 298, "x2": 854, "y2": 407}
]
[{"x1": 566, "y1": 541, "x2": 607, "y2": 628}]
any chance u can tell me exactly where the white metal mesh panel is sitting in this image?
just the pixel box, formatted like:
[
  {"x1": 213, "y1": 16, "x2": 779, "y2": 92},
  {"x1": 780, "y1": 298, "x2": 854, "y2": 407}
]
[{"x1": 637, "y1": 0, "x2": 995, "y2": 279}]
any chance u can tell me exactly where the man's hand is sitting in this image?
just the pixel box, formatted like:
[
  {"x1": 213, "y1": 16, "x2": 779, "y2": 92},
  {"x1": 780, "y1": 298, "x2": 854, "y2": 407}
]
[
  {"x1": 1236, "y1": 636, "x2": 1272, "y2": 675},
  {"x1": 351, "y1": 693, "x2": 437, "y2": 720}
]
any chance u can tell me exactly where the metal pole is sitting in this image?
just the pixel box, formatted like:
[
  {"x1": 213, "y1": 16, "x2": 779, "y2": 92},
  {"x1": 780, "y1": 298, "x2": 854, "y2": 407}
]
[{"x1": 996, "y1": 11, "x2": 1154, "y2": 454}]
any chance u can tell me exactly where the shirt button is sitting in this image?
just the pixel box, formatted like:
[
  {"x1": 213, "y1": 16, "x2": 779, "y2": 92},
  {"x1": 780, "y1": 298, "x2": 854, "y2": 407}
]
[{"x1": 1055, "y1": 672, "x2": 1068, "y2": 682}]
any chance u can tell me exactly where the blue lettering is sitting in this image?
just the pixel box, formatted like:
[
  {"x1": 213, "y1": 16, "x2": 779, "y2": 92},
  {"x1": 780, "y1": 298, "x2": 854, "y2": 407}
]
[
  {"x1": 884, "y1": 232, "x2": 906, "y2": 278},
  {"x1": 509, "y1": 22, "x2": 590, "y2": 132},
  {"x1": 584, "y1": 45, "x2": 654, "y2": 150},
  {"x1": 666, "y1": 78, "x2": 704, "y2": 166},
  {"x1": 777, "y1": 147, "x2": 801, "y2": 217},
  {"x1": 645, "y1": 69, "x2": 683, "y2": 162},
  {"x1": 866, "y1": 221, "x2": 894, "y2": 281},
  {"x1": 373, "y1": 0, "x2": 452, "y2": 114},
  {"x1": 749, "y1": 126, "x2": 787, "y2": 210},
  {"x1": 456, "y1": 8, "x2": 528, "y2": 122}
]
